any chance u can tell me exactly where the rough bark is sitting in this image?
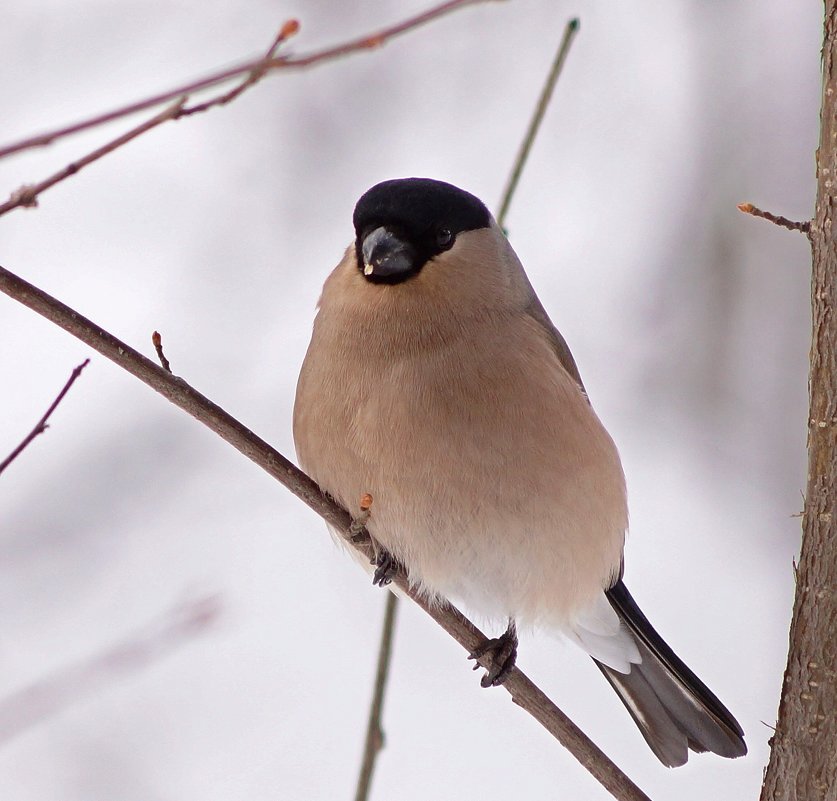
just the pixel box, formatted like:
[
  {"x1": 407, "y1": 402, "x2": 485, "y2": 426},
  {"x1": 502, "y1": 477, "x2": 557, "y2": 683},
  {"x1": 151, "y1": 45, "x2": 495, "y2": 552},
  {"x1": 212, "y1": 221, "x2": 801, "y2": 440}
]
[{"x1": 760, "y1": 5, "x2": 837, "y2": 800}]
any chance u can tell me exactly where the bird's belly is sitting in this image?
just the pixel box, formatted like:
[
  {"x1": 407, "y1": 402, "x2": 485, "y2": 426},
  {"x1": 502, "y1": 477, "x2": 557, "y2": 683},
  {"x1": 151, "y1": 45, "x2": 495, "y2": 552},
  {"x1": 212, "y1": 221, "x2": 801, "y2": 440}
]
[
  {"x1": 302, "y1": 406, "x2": 624, "y2": 628},
  {"x1": 294, "y1": 331, "x2": 627, "y2": 629},
  {"x1": 368, "y1": 452, "x2": 622, "y2": 627}
]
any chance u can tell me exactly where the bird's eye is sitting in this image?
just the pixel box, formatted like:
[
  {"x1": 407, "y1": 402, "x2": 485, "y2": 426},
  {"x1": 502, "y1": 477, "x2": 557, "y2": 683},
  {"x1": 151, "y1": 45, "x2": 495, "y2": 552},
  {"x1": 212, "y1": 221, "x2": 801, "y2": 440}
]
[{"x1": 436, "y1": 227, "x2": 453, "y2": 249}]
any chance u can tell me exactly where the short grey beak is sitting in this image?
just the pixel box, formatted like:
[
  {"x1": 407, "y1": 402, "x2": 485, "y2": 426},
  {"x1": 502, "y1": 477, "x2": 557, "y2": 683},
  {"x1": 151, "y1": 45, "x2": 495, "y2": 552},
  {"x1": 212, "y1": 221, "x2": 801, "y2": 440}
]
[{"x1": 361, "y1": 227, "x2": 416, "y2": 278}]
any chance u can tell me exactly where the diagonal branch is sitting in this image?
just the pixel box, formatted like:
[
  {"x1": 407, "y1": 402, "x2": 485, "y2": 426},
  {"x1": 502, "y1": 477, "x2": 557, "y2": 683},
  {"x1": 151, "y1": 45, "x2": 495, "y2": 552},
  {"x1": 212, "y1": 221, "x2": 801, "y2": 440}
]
[
  {"x1": 177, "y1": 19, "x2": 301, "y2": 118},
  {"x1": 0, "y1": 99, "x2": 187, "y2": 216},
  {"x1": 0, "y1": 358, "x2": 90, "y2": 476},
  {"x1": 0, "y1": 0, "x2": 494, "y2": 161},
  {"x1": 0, "y1": 20, "x2": 303, "y2": 216},
  {"x1": 0, "y1": 263, "x2": 652, "y2": 801}
]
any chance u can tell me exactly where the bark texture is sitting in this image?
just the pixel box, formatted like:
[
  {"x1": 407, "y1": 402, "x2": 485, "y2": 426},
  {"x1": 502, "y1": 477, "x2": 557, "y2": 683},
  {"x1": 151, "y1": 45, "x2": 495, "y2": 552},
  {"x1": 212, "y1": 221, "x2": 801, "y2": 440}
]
[{"x1": 760, "y1": 6, "x2": 837, "y2": 800}]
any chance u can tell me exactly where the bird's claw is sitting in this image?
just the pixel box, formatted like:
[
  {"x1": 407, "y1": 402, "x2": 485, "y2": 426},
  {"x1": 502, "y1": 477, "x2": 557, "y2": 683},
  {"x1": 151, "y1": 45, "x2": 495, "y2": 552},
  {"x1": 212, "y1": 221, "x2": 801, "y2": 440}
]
[
  {"x1": 468, "y1": 626, "x2": 518, "y2": 688},
  {"x1": 371, "y1": 548, "x2": 398, "y2": 586}
]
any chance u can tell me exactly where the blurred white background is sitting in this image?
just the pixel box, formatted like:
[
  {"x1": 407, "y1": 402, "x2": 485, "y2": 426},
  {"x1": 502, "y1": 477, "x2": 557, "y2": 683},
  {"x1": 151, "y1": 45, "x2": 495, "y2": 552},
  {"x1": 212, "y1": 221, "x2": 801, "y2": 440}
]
[{"x1": 0, "y1": 1, "x2": 819, "y2": 799}]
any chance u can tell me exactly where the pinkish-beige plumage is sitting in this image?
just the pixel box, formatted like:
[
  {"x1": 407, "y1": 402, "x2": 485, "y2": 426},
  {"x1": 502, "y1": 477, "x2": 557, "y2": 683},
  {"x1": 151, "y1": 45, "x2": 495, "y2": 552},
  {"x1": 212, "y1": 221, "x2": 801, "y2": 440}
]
[
  {"x1": 295, "y1": 227, "x2": 627, "y2": 634},
  {"x1": 293, "y1": 178, "x2": 746, "y2": 767}
]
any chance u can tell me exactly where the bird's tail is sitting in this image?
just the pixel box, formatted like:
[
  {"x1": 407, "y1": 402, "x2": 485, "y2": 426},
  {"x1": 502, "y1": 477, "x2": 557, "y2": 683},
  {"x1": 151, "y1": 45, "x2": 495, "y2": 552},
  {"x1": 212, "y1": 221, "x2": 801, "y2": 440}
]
[{"x1": 595, "y1": 580, "x2": 747, "y2": 767}]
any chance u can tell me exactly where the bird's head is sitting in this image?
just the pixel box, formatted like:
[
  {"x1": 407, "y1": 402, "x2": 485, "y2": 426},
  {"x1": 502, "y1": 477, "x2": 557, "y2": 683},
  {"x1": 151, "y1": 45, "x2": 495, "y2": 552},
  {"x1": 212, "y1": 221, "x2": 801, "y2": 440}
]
[{"x1": 352, "y1": 177, "x2": 494, "y2": 285}]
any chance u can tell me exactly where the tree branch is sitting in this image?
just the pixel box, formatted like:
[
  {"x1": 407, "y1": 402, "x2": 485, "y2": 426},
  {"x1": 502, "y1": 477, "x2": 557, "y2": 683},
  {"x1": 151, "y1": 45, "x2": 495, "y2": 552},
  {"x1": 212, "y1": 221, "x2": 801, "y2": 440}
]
[
  {"x1": 0, "y1": 2, "x2": 494, "y2": 216},
  {"x1": 496, "y1": 17, "x2": 579, "y2": 230},
  {"x1": 177, "y1": 19, "x2": 301, "y2": 118},
  {"x1": 0, "y1": 262, "x2": 652, "y2": 801},
  {"x1": 737, "y1": 202, "x2": 811, "y2": 235},
  {"x1": 354, "y1": 591, "x2": 398, "y2": 801},
  {"x1": 0, "y1": 358, "x2": 90, "y2": 476},
  {"x1": 0, "y1": 0, "x2": 494, "y2": 161},
  {"x1": 0, "y1": 20, "x2": 305, "y2": 216},
  {"x1": 759, "y1": 5, "x2": 837, "y2": 800},
  {"x1": 0, "y1": 99, "x2": 187, "y2": 216}
]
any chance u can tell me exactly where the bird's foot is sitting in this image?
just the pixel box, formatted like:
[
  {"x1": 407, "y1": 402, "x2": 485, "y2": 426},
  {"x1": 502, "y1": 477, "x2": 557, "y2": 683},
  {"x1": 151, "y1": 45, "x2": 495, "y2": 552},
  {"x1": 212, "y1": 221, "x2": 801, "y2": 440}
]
[
  {"x1": 370, "y1": 546, "x2": 398, "y2": 587},
  {"x1": 468, "y1": 622, "x2": 518, "y2": 688}
]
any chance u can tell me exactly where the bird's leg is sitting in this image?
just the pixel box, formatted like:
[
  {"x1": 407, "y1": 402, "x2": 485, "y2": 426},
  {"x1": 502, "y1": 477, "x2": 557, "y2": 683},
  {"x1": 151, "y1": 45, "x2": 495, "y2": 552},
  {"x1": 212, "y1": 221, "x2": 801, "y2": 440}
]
[
  {"x1": 344, "y1": 492, "x2": 399, "y2": 587},
  {"x1": 468, "y1": 619, "x2": 518, "y2": 688}
]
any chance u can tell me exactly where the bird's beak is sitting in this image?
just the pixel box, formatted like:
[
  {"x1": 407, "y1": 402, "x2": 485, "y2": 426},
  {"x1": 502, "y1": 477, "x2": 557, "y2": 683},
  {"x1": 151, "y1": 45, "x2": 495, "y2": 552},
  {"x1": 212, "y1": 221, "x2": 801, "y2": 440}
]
[{"x1": 361, "y1": 227, "x2": 416, "y2": 278}]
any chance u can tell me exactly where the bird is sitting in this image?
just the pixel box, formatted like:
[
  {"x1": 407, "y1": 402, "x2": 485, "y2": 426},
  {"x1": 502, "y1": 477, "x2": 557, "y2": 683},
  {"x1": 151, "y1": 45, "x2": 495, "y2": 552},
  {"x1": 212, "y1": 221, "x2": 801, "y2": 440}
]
[{"x1": 293, "y1": 176, "x2": 747, "y2": 767}]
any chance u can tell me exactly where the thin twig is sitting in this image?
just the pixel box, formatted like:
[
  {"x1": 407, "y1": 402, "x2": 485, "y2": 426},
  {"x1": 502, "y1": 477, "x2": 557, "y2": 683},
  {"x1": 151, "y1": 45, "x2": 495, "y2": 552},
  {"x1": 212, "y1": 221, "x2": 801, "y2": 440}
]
[
  {"x1": 0, "y1": 19, "x2": 296, "y2": 219},
  {"x1": 349, "y1": 493, "x2": 374, "y2": 540},
  {"x1": 496, "y1": 18, "x2": 580, "y2": 229},
  {"x1": 178, "y1": 19, "x2": 300, "y2": 118},
  {"x1": 351, "y1": 492, "x2": 399, "y2": 801},
  {"x1": 0, "y1": 99, "x2": 186, "y2": 216},
  {"x1": 0, "y1": 595, "x2": 220, "y2": 746},
  {"x1": 0, "y1": 0, "x2": 491, "y2": 160},
  {"x1": 354, "y1": 591, "x2": 399, "y2": 801},
  {"x1": 0, "y1": 358, "x2": 90, "y2": 476},
  {"x1": 0, "y1": 21, "x2": 301, "y2": 215},
  {"x1": 152, "y1": 331, "x2": 172, "y2": 373},
  {"x1": 0, "y1": 263, "x2": 651, "y2": 801},
  {"x1": 737, "y1": 202, "x2": 812, "y2": 235},
  {"x1": 0, "y1": 3, "x2": 492, "y2": 217},
  {"x1": 0, "y1": 18, "x2": 296, "y2": 218}
]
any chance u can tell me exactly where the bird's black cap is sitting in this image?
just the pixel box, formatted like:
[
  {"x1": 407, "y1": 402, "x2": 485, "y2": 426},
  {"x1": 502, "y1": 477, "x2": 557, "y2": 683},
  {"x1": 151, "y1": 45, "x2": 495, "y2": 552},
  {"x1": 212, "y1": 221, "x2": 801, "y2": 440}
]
[
  {"x1": 353, "y1": 178, "x2": 491, "y2": 284},
  {"x1": 353, "y1": 178, "x2": 490, "y2": 239}
]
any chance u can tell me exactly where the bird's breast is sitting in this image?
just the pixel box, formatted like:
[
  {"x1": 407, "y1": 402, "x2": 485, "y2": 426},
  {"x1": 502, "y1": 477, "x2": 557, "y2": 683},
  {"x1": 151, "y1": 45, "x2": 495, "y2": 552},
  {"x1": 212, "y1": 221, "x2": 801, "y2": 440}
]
[{"x1": 293, "y1": 307, "x2": 628, "y2": 625}]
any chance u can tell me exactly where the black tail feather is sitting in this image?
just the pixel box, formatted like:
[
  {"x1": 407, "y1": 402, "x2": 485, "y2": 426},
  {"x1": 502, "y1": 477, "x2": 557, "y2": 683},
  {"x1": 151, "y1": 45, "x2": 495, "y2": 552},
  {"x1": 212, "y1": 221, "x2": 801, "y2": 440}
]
[{"x1": 596, "y1": 580, "x2": 747, "y2": 767}]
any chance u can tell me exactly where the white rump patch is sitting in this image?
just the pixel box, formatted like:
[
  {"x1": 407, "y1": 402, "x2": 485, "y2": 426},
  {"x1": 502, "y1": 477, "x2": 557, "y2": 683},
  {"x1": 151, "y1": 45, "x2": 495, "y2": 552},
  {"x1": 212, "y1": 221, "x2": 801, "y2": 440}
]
[{"x1": 568, "y1": 594, "x2": 641, "y2": 674}]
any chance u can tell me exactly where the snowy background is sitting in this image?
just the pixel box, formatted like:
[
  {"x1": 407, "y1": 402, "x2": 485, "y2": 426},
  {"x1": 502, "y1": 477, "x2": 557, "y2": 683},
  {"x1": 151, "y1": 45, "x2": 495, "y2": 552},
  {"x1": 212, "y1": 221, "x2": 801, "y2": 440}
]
[{"x1": 0, "y1": 1, "x2": 819, "y2": 799}]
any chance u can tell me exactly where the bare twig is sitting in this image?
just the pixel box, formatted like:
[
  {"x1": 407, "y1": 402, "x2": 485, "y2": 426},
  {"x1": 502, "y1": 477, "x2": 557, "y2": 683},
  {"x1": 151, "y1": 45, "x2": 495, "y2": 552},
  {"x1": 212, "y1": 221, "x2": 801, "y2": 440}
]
[
  {"x1": 178, "y1": 19, "x2": 300, "y2": 118},
  {"x1": 0, "y1": 3, "x2": 493, "y2": 217},
  {"x1": 0, "y1": 99, "x2": 186, "y2": 216},
  {"x1": 349, "y1": 493, "x2": 374, "y2": 540},
  {"x1": 0, "y1": 263, "x2": 651, "y2": 801},
  {"x1": 152, "y1": 331, "x2": 172, "y2": 373},
  {"x1": 0, "y1": 358, "x2": 90, "y2": 476},
  {"x1": 350, "y1": 491, "x2": 400, "y2": 801},
  {"x1": 0, "y1": 595, "x2": 220, "y2": 745},
  {"x1": 354, "y1": 591, "x2": 399, "y2": 801},
  {"x1": 496, "y1": 18, "x2": 580, "y2": 229},
  {"x1": 0, "y1": 18, "x2": 298, "y2": 219},
  {"x1": 737, "y1": 202, "x2": 812, "y2": 235},
  {"x1": 0, "y1": 0, "x2": 491, "y2": 161}
]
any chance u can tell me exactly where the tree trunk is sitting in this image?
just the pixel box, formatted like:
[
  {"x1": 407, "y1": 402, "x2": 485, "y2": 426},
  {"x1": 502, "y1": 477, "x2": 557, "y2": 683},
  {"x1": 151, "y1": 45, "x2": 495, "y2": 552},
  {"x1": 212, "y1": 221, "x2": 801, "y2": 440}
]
[{"x1": 760, "y1": 5, "x2": 837, "y2": 800}]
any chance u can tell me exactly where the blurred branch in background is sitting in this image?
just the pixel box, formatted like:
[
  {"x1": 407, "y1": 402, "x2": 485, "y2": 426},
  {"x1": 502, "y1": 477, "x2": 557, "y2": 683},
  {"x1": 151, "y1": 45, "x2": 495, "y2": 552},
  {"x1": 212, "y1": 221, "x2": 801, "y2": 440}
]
[
  {"x1": 0, "y1": 359, "x2": 90, "y2": 476},
  {"x1": 0, "y1": 0, "x2": 493, "y2": 163},
  {"x1": 758, "y1": 4, "x2": 837, "y2": 799},
  {"x1": 0, "y1": 262, "x2": 653, "y2": 801},
  {"x1": 354, "y1": 592, "x2": 398, "y2": 801},
  {"x1": 496, "y1": 17, "x2": 579, "y2": 230},
  {"x1": 0, "y1": 596, "x2": 221, "y2": 746}
]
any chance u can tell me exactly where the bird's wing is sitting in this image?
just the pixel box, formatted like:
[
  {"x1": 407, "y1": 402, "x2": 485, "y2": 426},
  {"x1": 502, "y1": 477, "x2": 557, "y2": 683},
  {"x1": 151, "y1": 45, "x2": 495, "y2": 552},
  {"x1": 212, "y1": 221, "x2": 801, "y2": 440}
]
[{"x1": 524, "y1": 295, "x2": 587, "y2": 395}]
